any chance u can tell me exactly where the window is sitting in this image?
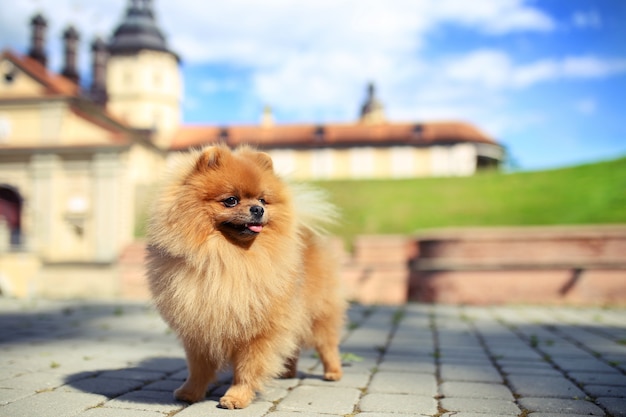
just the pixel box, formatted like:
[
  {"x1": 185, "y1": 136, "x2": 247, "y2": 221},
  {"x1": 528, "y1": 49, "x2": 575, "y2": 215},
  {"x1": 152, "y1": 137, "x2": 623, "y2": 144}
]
[{"x1": 1, "y1": 61, "x2": 18, "y2": 84}]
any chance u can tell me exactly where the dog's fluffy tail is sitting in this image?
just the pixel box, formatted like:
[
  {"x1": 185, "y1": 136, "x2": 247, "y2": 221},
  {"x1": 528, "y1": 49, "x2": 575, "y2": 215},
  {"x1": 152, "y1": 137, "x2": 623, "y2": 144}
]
[{"x1": 289, "y1": 183, "x2": 339, "y2": 236}]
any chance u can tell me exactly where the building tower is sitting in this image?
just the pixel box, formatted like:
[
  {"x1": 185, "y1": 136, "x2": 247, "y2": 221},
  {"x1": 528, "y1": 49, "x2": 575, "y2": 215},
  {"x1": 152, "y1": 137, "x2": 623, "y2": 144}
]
[
  {"x1": 90, "y1": 37, "x2": 109, "y2": 105},
  {"x1": 28, "y1": 13, "x2": 48, "y2": 67},
  {"x1": 61, "y1": 25, "x2": 80, "y2": 83},
  {"x1": 359, "y1": 82, "x2": 386, "y2": 124},
  {"x1": 106, "y1": 0, "x2": 181, "y2": 145}
]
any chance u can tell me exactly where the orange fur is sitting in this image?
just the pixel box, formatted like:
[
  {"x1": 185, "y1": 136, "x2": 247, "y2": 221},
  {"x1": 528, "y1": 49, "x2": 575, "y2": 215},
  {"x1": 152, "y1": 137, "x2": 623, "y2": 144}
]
[{"x1": 146, "y1": 144, "x2": 345, "y2": 409}]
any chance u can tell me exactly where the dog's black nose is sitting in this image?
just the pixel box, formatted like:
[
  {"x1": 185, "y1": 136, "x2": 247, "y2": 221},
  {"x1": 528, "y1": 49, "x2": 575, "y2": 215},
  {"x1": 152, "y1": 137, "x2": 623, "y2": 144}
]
[{"x1": 250, "y1": 205, "x2": 264, "y2": 218}]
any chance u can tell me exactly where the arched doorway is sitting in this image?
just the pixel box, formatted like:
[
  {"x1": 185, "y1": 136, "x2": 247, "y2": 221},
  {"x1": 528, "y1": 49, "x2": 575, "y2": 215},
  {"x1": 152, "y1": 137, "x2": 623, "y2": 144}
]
[{"x1": 0, "y1": 185, "x2": 22, "y2": 247}]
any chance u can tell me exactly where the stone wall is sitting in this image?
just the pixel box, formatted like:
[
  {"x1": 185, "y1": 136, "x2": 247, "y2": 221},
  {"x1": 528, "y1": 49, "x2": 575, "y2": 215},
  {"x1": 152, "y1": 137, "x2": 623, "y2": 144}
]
[
  {"x1": 3, "y1": 225, "x2": 624, "y2": 305},
  {"x1": 408, "y1": 225, "x2": 626, "y2": 305}
]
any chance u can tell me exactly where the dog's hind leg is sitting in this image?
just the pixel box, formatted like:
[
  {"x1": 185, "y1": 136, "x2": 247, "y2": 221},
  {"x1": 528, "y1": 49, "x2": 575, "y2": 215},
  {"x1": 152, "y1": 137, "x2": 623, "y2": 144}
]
[
  {"x1": 279, "y1": 352, "x2": 299, "y2": 379},
  {"x1": 312, "y1": 316, "x2": 343, "y2": 381}
]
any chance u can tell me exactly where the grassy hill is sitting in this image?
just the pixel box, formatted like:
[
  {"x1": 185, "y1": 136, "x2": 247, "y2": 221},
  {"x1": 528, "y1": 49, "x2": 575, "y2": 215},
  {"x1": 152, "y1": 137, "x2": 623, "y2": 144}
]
[{"x1": 313, "y1": 156, "x2": 626, "y2": 244}]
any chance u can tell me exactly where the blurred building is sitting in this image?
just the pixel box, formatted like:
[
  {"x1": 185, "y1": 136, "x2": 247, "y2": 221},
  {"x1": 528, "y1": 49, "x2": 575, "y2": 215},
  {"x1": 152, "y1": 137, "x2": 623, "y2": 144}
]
[{"x1": 0, "y1": 0, "x2": 503, "y2": 297}]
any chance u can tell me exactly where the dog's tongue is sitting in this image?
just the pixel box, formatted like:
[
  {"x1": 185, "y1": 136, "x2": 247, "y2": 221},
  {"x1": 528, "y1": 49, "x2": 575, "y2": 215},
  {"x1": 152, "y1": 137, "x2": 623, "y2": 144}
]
[{"x1": 247, "y1": 224, "x2": 263, "y2": 233}]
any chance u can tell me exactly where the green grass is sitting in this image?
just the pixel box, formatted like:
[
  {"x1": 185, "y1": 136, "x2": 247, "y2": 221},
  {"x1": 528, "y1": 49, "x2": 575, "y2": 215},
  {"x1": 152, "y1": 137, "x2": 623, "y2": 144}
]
[
  {"x1": 134, "y1": 156, "x2": 626, "y2": 242},
  {"x1": 313, "y1": 156, "x2": 626, "y2": 244}
]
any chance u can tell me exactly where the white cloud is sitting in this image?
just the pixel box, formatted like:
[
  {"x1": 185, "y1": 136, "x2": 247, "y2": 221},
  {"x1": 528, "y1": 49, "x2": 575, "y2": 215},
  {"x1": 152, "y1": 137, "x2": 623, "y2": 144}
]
[
  {"x1": 0, "y1": 0, "x2": 554, "y2": 66},
  {"x1": 511, "y1": 60, "x2": 559, "y2": 87},
  {"x1": 3, "y1": 0, "x2": 623, "y2": 134},
  {"x1": 572, "y1": 10, "x2": 602, "y2": 29},
  {"x1": 437, "y1": 49, "x2": 626, "y2": 91},
  {"x1": 444, "y1": 50, "x2": 511, "y2": 88},
  {"x1": 429, "y1": 0, "x2": 555, "y2": 34},
  {"x1": 199, "y1": 78, "x2": 242, "y2": 94},
  {"x1": 574, "y1": 98, "x2": 597, "y2": 115},
  {"x1": 562, "y1": 56, "x2": 626, "y2": 78}
]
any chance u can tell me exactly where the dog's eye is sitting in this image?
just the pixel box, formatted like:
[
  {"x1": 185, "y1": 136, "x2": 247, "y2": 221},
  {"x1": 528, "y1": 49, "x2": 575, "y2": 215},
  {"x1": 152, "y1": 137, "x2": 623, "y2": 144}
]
[
  {"x1": 222, "y1": 197, "x2": 239, "y2": 207},
  {"x1": 259, "y1": 198, "x2": 267, "y2": 205}
]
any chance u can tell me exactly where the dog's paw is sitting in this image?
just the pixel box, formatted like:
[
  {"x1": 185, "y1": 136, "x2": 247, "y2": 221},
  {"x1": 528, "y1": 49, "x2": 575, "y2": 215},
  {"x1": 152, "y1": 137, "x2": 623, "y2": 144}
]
[
  {"x1": 219, "y1": 394, "x2": 251, "y2": 409},
  {"x1": 323, "y1": 369, "x2": 343, "y2": 381},
  {"x1": 174, "y1": 386, "x2": 205, "y2": 404}
]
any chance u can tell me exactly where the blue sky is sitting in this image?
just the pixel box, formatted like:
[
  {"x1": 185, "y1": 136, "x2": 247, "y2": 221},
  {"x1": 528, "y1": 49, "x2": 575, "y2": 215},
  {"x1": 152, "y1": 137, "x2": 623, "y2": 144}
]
[{"x1": 1, "y1": 0, "x2": 625, "y2": 171}]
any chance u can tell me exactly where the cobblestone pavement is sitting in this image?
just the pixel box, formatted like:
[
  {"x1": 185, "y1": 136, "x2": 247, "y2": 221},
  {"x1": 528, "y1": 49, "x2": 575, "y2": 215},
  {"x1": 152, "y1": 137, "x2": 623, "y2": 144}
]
[{"x1": 0, "y1": 299, "x2": 625, "y2": 417}]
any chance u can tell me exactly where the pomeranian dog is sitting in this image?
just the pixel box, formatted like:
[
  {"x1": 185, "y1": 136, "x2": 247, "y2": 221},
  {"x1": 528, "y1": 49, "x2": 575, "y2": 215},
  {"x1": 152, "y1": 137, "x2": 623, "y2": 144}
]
[{"x1": 146, "y1": 144, "x2": 345, "y2": 409}]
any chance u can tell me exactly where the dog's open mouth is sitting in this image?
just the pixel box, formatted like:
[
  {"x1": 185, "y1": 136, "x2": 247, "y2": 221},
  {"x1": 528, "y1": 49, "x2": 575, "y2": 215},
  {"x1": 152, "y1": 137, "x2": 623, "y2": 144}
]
[
  {"x1": 246, "y1": 223, "x2": 263, "y2": 233},
  {"x1": 223, "y1": 222, "x2": 264, "y2": 235}
]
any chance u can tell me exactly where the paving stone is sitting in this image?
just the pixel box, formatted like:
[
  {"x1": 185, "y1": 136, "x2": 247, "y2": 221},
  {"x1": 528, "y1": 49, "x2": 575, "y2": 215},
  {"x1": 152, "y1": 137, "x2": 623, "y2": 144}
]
[
  {"x1": 97, "y1": 369, "x2": 167, "y2": 382},
  {"x1": 142, "y1": 378, "x2": 182, "y2": 392},
  {"x1": 358, "y1": 413, "x2": 418, "y2": 417},
  {"x1": 174, "y1": 399, "x2": 273, "y2": 416},
  {"x1": 583, "y1": 384, "x2": 626, "y2": 398},
  {"x1": 103, "y1": 389, "x2": 185, "y2": 413},
  {"x1": 368, "y1": 371, "x2": 437, "y2": 395},
  {"x1": 2, "y1": 300, "x2": 626, "y2": 417},
  {"x1": 440, "y1": 364, "x2": 503, "y2": 383},
  {"x1": 0, "y1": 391, "x2": 107, "y2": 417},
  {"x1": 301, "y1": 371, "x2": 370, "y2": 388},
  {"x1": 567, "y1": 371, "x2": 626, "y2": 386},
  {"x1": 439, "y1": 347, "x2": 487, "y2": 358},
  {"x1": 76, "y1": 408, "x2": 165, "y2": 417},
  {"x1": 58, "y1": 376, "x2": 146, "y2": 397},
  {"x1": 336, "y1": 354, "x2": 379, "y2": 374},
  {"x1": 438, "y1": 357, "x2": 494, "y2": 366},
  {"x1": 440, "y1": 381, "x2": 514, "y2": 400},
  {"x1": 378, "y1": 353, "x2": 436, "y2": 373},
  {"x1": 0, "y1": 371, "x2": 70, "y2": 392},
  {"x1": 528, "y1": 414, "x2": 604, "y2": 417},
  {"x1": 268, "y1": 412, "x2": 340, "y2": 417},
  {"x1": 487, "y1": 347, "x2": 544, "y2": 361},
  {"x1": 256, "y1": 384, "x2": 289, "y2": 403},
  {"x1": 518, "y1": 397, "x2": 605, "y2": 415},
  {"x1": 440, "y1": 397, "x2": 520, "y2": 415},
  {"x1": 551, "y1": 357, "x2": 618, "y2": 373},
  {"x1": 537, "y1": 343, "x2": 592, "y2": 357},
  {"x1": 441, "y1": 413, "x2": 514, "y2": 417},
  {"x1": 134, "y1": 356, "x2": 186, "y2": 373},
  {"x1": 359, "y1": 393, "x2": 437, "y2": 415},
  {"x1": 276, "y1": 385, "x2": 360, "y2": 415},
  {"x1": 595, "y1": 397, "x2": 626, "y2": 417},
  {"x1": 501, "y1": 366, "x2": 563, "y2": 377},
  {"x1": 267, "y1": 378, "x2": 300, "y2": 390},
  {"x1": 508, "y1": 375, "x2": 586, "y2": 398},
  {"x1": 495, "y1": 357, "x2": 555, "y2": 367},
  {"x1": 0, "y1": 388, "x2": 32, "y2": 405}
]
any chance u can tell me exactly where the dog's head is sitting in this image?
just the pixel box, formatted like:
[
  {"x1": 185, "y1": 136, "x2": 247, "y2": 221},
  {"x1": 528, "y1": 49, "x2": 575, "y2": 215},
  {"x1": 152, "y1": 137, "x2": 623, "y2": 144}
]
[{"x1": 180, "y1": 144, "x2": 291, "y2": 247}]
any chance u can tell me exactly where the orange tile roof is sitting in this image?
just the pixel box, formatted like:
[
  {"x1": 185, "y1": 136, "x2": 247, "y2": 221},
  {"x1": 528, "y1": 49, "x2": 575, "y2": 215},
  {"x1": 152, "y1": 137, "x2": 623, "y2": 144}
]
[
  {"x1": 2, "y1": 49, "x2": 498, "y2": 153},
  {"x1": 1, "y1": 50, "x2": 80, "y2": 96},
  {"x1": 171, "y1": 121, "x2": 498, "y2": 151},
  {"x1": 0, "y1": 49, "x2": 148, "y2": 148}
]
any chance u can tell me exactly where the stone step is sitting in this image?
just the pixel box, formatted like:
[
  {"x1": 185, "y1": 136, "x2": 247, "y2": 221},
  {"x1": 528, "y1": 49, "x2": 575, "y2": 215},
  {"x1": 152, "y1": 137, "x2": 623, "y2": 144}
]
[
  {"x1": 352, "y1": 234, "x2": 417, "y2": 265},
  {"x1": 416, "y1": 225, "x2": 626, "y2": 266}
]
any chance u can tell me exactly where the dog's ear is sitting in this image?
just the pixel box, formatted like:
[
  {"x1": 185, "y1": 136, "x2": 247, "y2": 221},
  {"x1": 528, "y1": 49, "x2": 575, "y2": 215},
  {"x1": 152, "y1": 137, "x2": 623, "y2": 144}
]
[
  {"x1": 237, "y1": 146, "x2": 274, "y2": 172},
  {"x1": 197, "y1": 145, "x2": 229, "y2": 171},
  {"x1": 250, "y1": 151, "x2": 274, "y2": 172}
]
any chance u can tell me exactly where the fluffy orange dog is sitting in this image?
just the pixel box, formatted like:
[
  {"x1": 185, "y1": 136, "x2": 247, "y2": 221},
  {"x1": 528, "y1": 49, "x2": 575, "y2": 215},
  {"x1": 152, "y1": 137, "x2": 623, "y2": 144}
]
[{"x1": 146, "y1": 144, "x2": 345, "y2": 409}]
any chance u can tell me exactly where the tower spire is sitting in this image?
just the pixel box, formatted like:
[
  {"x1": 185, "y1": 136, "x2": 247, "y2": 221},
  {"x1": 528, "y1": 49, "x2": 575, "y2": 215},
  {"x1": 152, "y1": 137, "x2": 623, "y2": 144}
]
[
  {"x1": 90, "y1": 37, "x2": 108, "y2": 105},
  {"x1": 61, "y1": 25, "x2": 80, "y2": 83},
  {"x1": 108, "y1": 0, "x2": 178, "y2": 59},
  {"x1": 28, "y1": 13, "x2": 48, "y2": 67},
  {"x1": 359, "y1": 82, "x2": 386, "y2": 124}
]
